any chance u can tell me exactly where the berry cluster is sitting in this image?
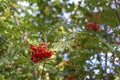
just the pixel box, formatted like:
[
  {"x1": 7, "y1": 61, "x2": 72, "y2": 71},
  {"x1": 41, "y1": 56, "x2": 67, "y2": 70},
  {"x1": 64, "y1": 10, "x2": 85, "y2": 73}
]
[
  {"x1": 85, "y1": 21, "x2": 100, "y2": 31},
  {"x1": 86, "y1": 13, "x2": 102, "y2": 19},
  {"x1": 30, "y1": 43, "x2": 53, "y2": 63}
]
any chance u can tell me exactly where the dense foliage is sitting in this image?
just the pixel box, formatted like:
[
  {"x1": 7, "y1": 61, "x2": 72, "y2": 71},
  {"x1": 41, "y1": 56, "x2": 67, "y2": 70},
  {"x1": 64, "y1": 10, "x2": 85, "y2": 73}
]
[{"x1": 0, "y1": 0, "x2": 120, "y2": 80}]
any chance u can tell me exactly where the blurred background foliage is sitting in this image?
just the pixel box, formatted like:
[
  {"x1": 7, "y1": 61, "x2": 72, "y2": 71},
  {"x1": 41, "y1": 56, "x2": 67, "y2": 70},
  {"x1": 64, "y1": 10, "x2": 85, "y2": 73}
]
[{"x1": 0, "y1": 0, "x2": 120, "y2": 80}]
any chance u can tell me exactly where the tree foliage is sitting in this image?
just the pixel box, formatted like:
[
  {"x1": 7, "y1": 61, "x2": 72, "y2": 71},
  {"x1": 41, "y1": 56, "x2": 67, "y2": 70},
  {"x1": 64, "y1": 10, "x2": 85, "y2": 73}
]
[{"x1": 0, "y1": 0, "x2": 120, "y2": 80}]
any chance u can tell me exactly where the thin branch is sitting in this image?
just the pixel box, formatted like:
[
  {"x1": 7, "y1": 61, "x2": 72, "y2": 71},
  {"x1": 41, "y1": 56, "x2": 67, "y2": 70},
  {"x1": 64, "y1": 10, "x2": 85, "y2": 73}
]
[
  {"x1": 13, "y1": 12, "x2": 20, "y2": 26},
  {"x1": 32, "y1": 62, "x2": 37, "y2": 80},
  {"x1": 41, "y1": 60, "x2": 46, "y2": 80},
  {"x1": 0, "y1": 37, "x2": 9, "y2": 43},
  {"x1": 114, "y1": 0, "x2": 120, "y2": 24},
  {"x1": 9, "y1": 3, "x2": 20, "y2": 26},
  {"x1": 105, "y1": 53, "x2": 109, "y2": 80}
]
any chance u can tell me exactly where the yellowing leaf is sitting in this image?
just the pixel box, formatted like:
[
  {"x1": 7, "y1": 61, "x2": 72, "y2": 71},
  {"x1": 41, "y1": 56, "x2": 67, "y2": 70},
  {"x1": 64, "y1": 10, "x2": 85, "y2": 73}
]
[
  {"x1": 0, "y1": 16, "x2": 6, "y2": 20},
  {"x1": 59, "y1": 26, "x2": 64, "y2": 31}
]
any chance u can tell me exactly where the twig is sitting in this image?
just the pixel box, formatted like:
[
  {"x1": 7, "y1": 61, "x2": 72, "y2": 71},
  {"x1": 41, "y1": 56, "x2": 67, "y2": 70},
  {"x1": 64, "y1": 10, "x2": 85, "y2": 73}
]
[
  {"x1": 13, "y1": 12, "x2": 20, "y2": 26},
  {"x1": 105, "y1": 53, "x2": 109, "y2": 80},
  {"x1": 32, "y1": 62, "x2": 37, "y2": 80},
  {"x1": 41, "y1": 59, "x2": 46, "y2": 80},
  {"x1": 0, "y1": 37, "x2": 8, "y2": 43},
  {"x1": 114, "y1": 0, "x2": 120, "y2": 24},
  {"x1": 9, "y1": 3, "x2": 20, "y2": 26}
]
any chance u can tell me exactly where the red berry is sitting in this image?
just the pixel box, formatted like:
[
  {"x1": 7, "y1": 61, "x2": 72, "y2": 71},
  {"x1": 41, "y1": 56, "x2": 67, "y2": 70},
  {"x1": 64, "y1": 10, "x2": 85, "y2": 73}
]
[{"x1": 85, "y1": 21, "x2": 100, "y2": 31}]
